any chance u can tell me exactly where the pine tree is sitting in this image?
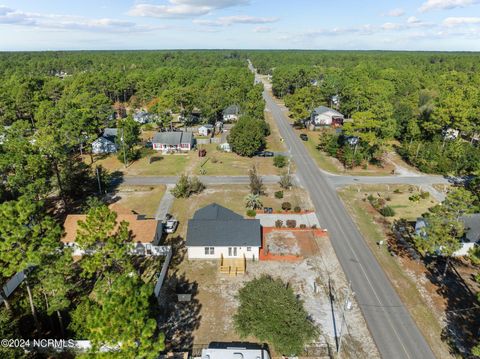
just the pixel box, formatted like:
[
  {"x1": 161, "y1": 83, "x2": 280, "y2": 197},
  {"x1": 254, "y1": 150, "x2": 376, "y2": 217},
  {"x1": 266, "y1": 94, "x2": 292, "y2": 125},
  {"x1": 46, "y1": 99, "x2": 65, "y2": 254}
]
[{"x1": 79, "y1": 274, "x2": 165, "y2": 358}]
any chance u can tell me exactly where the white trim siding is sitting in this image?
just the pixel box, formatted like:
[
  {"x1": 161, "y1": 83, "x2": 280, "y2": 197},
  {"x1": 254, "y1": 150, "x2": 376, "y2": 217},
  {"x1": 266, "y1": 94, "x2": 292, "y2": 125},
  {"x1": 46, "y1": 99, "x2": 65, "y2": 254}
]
[{"x1": 188, "y1": 246, "x2": 259, "y2": 260}]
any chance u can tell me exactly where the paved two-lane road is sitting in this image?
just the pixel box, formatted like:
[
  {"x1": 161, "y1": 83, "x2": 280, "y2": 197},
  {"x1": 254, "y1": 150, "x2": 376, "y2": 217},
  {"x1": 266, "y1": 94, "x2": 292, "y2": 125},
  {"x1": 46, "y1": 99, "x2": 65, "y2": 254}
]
[{"x1": 257, "y1": 73, "x2": 436, "y2": 358}]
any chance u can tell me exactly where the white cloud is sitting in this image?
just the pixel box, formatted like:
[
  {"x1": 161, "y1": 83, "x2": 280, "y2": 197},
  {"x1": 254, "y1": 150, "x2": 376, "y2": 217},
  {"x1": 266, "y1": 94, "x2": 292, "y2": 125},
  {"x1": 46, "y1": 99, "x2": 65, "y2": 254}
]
[
  {"x1": 193, "y1": 15, "x2": 278, "y2": 26},
  {"x1": 443, "y1": 16, "x2": 480, "y2": 26},
  {"x1": 385, "y1": 8, "x2": 405, "y2": 17},
  {"x1": 419, "y1": 0, "x2": 479, "y2": 12},
  {"x1": 381, "y1": 22, "x2": 404, "y2": 30},
  {"x1": 253, "y1": 26, "x2": 272, "y2": 33},
  {"x1": 0, "y1": 6, "x2": 159, "y2": 32},
  {"x1": 407, "y1": 16, "x2": 421, "y2": 24},
  {"x1": 128, "y1": 0, "x2": 249, "y2": 18}
]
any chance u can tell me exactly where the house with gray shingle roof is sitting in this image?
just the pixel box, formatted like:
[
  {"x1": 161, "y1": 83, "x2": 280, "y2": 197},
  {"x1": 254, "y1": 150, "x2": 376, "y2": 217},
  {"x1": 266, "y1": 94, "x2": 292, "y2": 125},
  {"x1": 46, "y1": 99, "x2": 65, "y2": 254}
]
[
  {"x1": 186, "y1": 203, "x2": 262, "y2": 260},
  {"x1": 91, "y1": 128, "x2": 118, "y2": 154},
  {"x1": 152, "y1": 131, "x2": 194, "y2": 152},
  {"x1": 310, "y1": 106, "x2": 344, "y2": 127},
  {"x1": 222, "y1": 105, "x2": 241, "y2": 122}
]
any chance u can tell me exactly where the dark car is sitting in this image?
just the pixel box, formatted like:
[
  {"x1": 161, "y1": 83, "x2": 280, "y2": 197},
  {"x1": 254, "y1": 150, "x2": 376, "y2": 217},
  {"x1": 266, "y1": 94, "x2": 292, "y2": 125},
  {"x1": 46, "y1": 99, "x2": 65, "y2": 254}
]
[
  {"x1": 256, "y1": 151, "x2": 274, "y2": 157},
  {"x1": 300, "y1": 133, "x2": 308, "y2": 141}
]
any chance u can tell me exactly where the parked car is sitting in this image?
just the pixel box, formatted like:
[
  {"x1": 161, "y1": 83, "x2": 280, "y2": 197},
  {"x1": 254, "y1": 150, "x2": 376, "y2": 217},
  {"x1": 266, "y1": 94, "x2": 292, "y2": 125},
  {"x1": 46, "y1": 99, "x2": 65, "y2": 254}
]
[
  {"x1": 164, "y1": 219, "x2": 178, "y2": 234},
  {"x1": 145, "y1": 141, "x2": 153, "y2": 148},
  {"x1": 300, "y1": 133, "x2": 308, "y2": 141},
  {"x1": 256, "y1": 151, "x2": 274, "y2": 157}
]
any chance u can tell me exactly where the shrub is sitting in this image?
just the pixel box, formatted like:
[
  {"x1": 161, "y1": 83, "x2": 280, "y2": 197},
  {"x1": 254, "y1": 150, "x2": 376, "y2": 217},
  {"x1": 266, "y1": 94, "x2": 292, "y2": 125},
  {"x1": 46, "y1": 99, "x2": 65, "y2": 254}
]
[
  {"x1": 279, "y1": 173, "x2": 293, "y2": 189},
  {"x1": 311, "y1": 224, "x2": 317, "y2": 229},
  {"x1": 275, "y1": 220, "x2": 283, "y2": 228},
  {"x1": 386, "y1": 196, "x2": 392, "y2": 201},
  {"x1": 211, "y1": 156, "x2": 218, "y2": 163},
  {"x1": 273, "y1": 155, "x2": 287, "y2": 168},
  {"x1": 409, "y1": 193, "x2": 421, "y2": 202},
  {"x1": 393, "y1": 188, "x2": 402, "y2": 194},
  {"x1": 379, "y1": 206, "x2": 396, "y2": 217},
  {"x1": 286, "y1": 220, "x2": 296, "y2": 228},
  {"x1": 234, "y1": 276, "x2": 318, "y2": 355},
  {"x1": 468, "y1": 246, "x2": 480, "y2": 265},
  {"x1": 294, "y1": 206, "x2": 301, "y2": 213},
  {"x1": 171, "y1": 175, "x2": 205, "y2": 198},
  {"x1": 281, "y1": 202, "x2": 292, "y2": 211},
  {"x1": 274, "y1": 191, "x2": 284, "y2": 199},
  {"x1": 299, "y1": 224, "x2": 307, "y2": 229},
  {"x1": 246, "y1": 209, "x2": 257, "y2": 217},
  {"x1": 420, "y1": 191, "x2": 430, "y2": 199}
]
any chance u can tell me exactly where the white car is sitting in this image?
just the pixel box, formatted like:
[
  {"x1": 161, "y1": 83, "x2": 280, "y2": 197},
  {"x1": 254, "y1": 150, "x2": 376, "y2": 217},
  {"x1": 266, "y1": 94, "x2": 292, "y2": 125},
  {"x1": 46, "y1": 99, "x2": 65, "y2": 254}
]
[{"x1": 164, "y1": 219, "x2": 178, "y2": 234}]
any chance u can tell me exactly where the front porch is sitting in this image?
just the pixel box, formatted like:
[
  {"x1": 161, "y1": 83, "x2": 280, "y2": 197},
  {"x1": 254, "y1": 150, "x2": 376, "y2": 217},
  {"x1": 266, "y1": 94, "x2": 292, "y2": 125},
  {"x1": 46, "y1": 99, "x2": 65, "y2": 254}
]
[{"x1": 219, "y1": 254, "x2": 246, "y2": 276}]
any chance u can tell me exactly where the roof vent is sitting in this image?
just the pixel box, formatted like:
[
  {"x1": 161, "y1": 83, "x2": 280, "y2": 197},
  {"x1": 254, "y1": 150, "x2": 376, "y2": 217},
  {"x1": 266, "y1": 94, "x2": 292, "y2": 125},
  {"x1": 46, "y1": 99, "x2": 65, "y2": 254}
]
[{"x1": 233, "y1": 354, "x2": 244, "y2": 359}]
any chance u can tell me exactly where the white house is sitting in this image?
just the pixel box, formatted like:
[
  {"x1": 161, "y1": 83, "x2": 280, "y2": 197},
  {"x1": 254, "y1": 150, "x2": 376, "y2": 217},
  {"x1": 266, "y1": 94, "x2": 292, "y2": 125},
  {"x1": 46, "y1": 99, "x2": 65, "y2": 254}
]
[
  {"x1": 62, "y1": 212, "x2": 163, "y2": 257},
  {"x1": 222, "y1": 105, "x2": 240, "y2": 122},
  {"x1": 310, "y1": 106, "x2": 344, "y2": 127},
  {"x1": 152, "y1": 131, "x2": 194, "y2": 152},
  {"x1": 198, "y1": 124, "x2": 214, "y2": 136},
  {"x1": 186, "y1": 204, "x2": 262, "y2": 260},
  {"x1": 415, "y1": 214, "x2": 480, "y2": 257},
  {"x1": 91, "y1": 128, "x2": 118, "y2": 154}
]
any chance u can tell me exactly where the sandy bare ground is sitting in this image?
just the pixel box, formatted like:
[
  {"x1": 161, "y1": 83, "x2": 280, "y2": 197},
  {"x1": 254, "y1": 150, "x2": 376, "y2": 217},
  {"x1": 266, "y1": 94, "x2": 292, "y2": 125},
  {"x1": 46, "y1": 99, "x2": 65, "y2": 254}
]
[{"x1": 167, "y1": 235, "x2": 379, "y2": 358}]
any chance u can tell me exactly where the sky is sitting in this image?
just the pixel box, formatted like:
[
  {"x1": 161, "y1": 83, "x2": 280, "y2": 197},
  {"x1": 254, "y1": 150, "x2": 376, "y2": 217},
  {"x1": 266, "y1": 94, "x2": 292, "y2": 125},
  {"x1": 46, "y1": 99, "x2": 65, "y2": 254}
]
[{"x1": 1, "y1": 0, "x2": 480, "y2": 51}]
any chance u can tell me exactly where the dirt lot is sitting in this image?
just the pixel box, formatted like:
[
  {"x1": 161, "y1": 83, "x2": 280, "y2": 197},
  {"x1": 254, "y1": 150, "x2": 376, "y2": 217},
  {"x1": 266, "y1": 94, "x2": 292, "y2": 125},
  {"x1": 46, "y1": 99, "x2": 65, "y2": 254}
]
[
  {"x1": 263, "y1": 229, "x2": 319, "y2": 257},
  {"x1": 162, "y1": 234, "x2": 379, "y2": 358}
]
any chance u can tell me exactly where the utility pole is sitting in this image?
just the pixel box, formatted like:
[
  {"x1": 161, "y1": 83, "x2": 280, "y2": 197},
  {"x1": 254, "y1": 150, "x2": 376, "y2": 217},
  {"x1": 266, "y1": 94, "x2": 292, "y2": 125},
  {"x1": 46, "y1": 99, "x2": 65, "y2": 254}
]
[
  {"x1": 337, "y1": 282, "x2": 353, "y2": 358},
  {"x1": 121, "y1": 128, "x2": 127, "y2": 168},
  {"x1": 96, "y1": 166, "x2": 102, "y2": 195}
]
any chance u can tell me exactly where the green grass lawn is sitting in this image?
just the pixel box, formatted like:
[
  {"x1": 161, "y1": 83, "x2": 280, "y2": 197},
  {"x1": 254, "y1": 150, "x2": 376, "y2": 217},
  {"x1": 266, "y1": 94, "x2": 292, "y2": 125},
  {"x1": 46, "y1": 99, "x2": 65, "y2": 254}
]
[
  {"x1": 298, "y1": 129, "x2": 395, "y2": 176},
  {"x1": 90, "y1": 148, "x2": 194, "y2": 176},
  {"x1": 265, "y1": 110, "x2": 287, "y2": 152},
  {"x1": 194, "y1": 144, "x2": 282, "y2": 176},
  {"x1": 114, "y1": 185, "x2": 166, "y2": 217},
  {"x1": 127, "y1": 150, "x2": 193, "y2": 176},
  {"x1": 169, "y1": 184, "x2": 312, "y2": 240},
  {"x1": 338, "y1": 185, "x2": 451, "y2": 359}
]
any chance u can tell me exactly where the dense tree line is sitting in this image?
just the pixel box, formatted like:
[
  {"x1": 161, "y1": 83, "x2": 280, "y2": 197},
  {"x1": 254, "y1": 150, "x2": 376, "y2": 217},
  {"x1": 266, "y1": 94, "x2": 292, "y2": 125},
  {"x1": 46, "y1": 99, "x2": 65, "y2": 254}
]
[
  {"x1": 248, "y1": 51, "x2": 480, "y2": 175},
  {"x1": 0, "y1": 51, "x2": 264, "y2": 356}
]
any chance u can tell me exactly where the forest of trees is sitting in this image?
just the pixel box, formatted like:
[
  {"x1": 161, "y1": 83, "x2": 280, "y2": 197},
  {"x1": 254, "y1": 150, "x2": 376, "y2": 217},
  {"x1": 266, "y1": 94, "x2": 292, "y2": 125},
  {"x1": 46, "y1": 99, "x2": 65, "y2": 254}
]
[
  {"x1": 248, "y1": 51, "x2": 480, "y2": 175},
  {"x1": 0, "y1": 50, "x2": 265, "y2": 357}
]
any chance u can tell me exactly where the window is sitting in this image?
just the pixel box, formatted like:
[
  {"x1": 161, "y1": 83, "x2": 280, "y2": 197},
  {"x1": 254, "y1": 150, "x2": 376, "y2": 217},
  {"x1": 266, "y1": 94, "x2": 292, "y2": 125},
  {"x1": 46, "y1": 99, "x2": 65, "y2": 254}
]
[
  {"x1": 204, "y1": 247, "x2": 214, "y2": 255},
  {"x1": 247, "y1": 247, "x2": 252, "y2": 251}
]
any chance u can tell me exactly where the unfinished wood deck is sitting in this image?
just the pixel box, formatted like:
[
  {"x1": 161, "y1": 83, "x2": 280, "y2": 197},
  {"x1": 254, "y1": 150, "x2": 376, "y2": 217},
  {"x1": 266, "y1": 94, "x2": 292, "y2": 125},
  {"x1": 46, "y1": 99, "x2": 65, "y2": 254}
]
[{"x1": 219, "y1": 255, "x2": 246, "y2": 276}]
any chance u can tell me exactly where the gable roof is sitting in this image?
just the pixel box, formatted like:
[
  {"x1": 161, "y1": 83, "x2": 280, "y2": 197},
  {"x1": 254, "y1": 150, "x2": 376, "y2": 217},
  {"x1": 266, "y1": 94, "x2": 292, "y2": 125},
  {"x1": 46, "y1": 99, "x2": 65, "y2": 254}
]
[
  {"x1": 103, "y1": 128, "x2": 118, "y2": 138},
  {"x1": 186, "y1": 203, "x2": 261, "y2": 247},
  {"x1": 223, "y1": 105, "x2": 240, "y2": 116},
  {"x1": 152, "y1": 131, "x2": 193, "y2": 146},
  {"x1": 62, "y1": 213, "x2": 159, "y2": 244},
  {"x1": 461, "y1": 213, "x2": 480, "y2": 243},
  {"x1": 312, "y1": 106, "x2": 343, "y2": 117},
  {"x1": 199, "y1": 124, "x2": 214, "y2": 129},
  {"x1": 193, "y1": 203, "x2": 243, "y2": 220},
  {"x1": 417, "y1": 214, "x2": 480, "y2": 244},
  {"x1": 92, "y1": 136, "x2": 116, "y2": 146}
]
